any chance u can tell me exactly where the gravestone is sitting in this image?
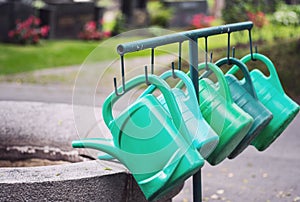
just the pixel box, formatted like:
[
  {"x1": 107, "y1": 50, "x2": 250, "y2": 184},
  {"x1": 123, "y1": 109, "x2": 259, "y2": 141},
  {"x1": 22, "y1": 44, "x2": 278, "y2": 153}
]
[
  {"x1": 0, "y1": 0, "x2": 35, "y2": 42},
  {"x1": 121, "y1": 0, "x2": 149, "y2": 28},
  {"x1": 39, "y1": 1, "x2": 96, "y2": 39},
  {"x1": 163, "y1": 0, "x2": 208, "y2": 27}
]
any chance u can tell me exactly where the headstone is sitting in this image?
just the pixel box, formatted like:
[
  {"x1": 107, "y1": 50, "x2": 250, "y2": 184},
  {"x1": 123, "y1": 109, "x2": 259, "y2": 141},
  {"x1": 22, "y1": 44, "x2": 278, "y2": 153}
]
[
  {"x1": 163, "y1": 0, "x2": 208, "y2": 27},
  {"x1": 39, "y1": 1, "x2": 95, "y2": 39},
  {"x1": 121, "y1": 0, "x2": 149, "y2": 28},
  {"x1": 0, "y1": 0, "x2": 35, "y2": 42}
]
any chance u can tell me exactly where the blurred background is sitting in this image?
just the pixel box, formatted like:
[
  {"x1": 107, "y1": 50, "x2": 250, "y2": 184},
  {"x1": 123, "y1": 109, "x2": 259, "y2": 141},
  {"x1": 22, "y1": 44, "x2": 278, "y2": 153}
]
[{"x1": 0, "y1": 0, "x2": 299, "y2": 103}]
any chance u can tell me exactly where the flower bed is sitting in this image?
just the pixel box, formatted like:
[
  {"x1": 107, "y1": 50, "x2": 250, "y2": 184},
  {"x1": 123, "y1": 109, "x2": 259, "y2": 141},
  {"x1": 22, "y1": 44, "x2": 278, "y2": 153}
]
[{"x1": 8, "y1": 15, "x2": 50, "y2": 44}]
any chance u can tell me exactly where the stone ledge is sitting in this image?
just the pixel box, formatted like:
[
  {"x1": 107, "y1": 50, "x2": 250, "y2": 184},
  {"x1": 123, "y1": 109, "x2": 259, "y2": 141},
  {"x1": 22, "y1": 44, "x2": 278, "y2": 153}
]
[
  {"x1": 0, "y1": 101, "x2": 183, "y2": 201},
  {"x1": 0, "y1": 160, "x2": 182, "y2": 202}
]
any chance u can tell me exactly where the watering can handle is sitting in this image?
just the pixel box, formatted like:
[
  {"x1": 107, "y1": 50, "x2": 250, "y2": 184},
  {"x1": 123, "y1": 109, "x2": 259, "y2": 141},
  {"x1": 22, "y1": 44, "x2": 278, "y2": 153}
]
[
  {"x1": 139, "y1": 70, "x2": 197, "y2": 99},
  {"x1": 102, "y1": 74, "x2": 183, "y2": 131},
  {"x1": 215, "y1": 57, "x2": 257, "y2": 98},
  {"x1": 227, "y1": 53, "x2": 285, "y2": 94},
  {"x1": 198, "y1": 62, "x2": 233, "y2": 103},
  {"x1": 176, "y1": 62, "x2": 233, "y2": 104}
]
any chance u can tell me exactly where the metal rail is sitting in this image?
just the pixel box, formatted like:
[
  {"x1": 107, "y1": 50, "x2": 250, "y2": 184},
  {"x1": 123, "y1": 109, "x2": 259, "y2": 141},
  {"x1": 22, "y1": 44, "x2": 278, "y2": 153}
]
[{"x1": 117, "y1": 21, "x2": 253, "y2": 55}]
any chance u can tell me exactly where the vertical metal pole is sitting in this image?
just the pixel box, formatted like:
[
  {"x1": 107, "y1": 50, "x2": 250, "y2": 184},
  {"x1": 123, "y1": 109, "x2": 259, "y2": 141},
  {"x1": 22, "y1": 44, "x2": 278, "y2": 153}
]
[
  {"x1": 189, "y1": 39, "x2": 199, "y2": 95},
  {"x1": 189, "y1": 37, "x2": 202, "y2": 202}
]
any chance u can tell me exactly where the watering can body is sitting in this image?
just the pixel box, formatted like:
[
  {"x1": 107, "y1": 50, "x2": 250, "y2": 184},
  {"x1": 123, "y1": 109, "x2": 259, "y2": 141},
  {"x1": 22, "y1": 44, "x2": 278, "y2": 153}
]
[
  {"x1": 140, "y1": 70, "x2": 219, "y2": 159},
  {"x1": 215, "y1": 57, "x2": 273, "y2": 159},
  {"x1": 72, "y1": 75, "x2": 204, "y2": 201},
  {"x1": 196, "y1": 62, "x2": 254, "y2": 165},
  {"x1": 228, "y1": 53, "x2": 299, "y2": 151}
]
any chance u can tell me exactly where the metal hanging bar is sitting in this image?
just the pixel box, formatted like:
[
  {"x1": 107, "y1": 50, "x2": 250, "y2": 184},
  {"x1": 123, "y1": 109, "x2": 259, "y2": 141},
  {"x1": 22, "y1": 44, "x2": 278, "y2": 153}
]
[{"x1": 117, "y1": 21, "x2": 253, "y2": 55}]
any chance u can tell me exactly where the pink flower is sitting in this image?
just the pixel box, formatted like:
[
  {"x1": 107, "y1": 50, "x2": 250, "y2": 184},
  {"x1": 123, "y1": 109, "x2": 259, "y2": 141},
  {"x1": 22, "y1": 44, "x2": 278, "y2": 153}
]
[
  {"x1": 85, "y1": 21, "x2": 97, "y2": 32},
  {"x1": 191, "y1": 14, "x2": 214, "y2": 29},
  {"x1": 8, "y1": 15, "x2": 49, "y2": 44},
  {"x1": 103, "y1": 31, "x2": 111, "y2": 38},
  {"x1": 40, "y1": 26, "x2": 50, "y2": 37},
  {"x1": 247, "y1": 11, "x2": 268, "y2": 28},
  {"x1": 78, "y1": 20, "x2": 110, "y2": 40},
  {"x1": 24, "y1": 16, "x2": 33, "y2": 27},
  {"x1": 33, "y1": 17, "x2": 41, "y2": 26}
]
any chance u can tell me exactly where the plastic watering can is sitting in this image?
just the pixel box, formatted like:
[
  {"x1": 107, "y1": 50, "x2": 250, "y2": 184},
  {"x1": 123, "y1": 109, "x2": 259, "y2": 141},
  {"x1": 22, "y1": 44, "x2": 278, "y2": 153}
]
[
  {"x1": 139, "y1": 70, "x2": 219, "y2": 159},
  {"x1": 72, "y1": 74, "x2": 204, "y2": 201},
  {"x1": 213, "y1": 57, "x2": 273, "y2": 159},
  {"x1": 97, "y1": 70, "x2": 219, "y2": 160},
  {"x1": 227, "y1": 53, "x2": 300, "y2": 151},
  {"x1": 179, "y1": 62, "x2": 253, "y2": 165},
  {"x1": 197, "y1": 62, "x2": 254, "y2": 165}
]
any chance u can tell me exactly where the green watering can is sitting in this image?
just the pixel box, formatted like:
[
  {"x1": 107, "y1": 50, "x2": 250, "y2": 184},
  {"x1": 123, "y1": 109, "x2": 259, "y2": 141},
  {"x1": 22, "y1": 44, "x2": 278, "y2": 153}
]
[
  {"x1": 97, "y1": 70, "x2": 219, "y2": 160},
  {"x1": 214, "y1": 57, "x2": 273, "y2": 159},
  {"x1": 180, "y1": 62, "x2": 254, "y2": 165},
  {"x1": 227, "y1": 53, "x2": 300, "y2": 151},
  {"x1": 139, "y1": 70, "x2": 219, "y2": 159},
  {"x1": 72, "y1": 74, "x2": 204, "y2": 201}
]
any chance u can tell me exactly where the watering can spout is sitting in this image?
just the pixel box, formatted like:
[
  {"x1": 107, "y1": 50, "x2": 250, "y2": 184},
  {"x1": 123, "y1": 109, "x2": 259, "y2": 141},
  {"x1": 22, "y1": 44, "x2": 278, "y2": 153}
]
[
  {"x1": 72, "y1": 138, "x2": 119, "y2": 159},
  {"x1": 72, "y1": 140, "x2": 85, "y2": 148}
]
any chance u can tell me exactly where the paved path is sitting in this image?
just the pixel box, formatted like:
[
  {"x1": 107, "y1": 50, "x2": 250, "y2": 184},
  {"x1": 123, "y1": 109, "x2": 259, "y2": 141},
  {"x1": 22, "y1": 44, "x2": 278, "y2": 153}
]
[
  {"x1": 174, "y1": 113, "x2": 300, "y2": 202},
  {"x1": 0, "y1": 57, "x2": 299, "y2": 202}
]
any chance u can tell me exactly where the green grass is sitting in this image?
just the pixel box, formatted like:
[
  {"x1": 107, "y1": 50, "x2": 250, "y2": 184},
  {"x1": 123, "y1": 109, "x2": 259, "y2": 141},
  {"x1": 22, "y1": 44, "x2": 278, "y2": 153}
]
[
  {"x1": 0, "y1": 37, "x2": 180, "y2": 75},
  {"x1": 1, "y1": 23, "x2": 300, "y2": 75},
  {"x1": 0, "y1": 40, "x2": 99, "y2": 75}
]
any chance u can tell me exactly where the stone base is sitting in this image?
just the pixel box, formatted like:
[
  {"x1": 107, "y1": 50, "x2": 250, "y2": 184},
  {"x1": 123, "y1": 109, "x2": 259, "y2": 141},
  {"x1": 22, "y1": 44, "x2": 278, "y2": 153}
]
[
  {"x1": 0, "y1": 101, "x2": 183, "y2": 201},
  {"x1": 0, "y1": 160, "x2": 182, "y2": 201}
]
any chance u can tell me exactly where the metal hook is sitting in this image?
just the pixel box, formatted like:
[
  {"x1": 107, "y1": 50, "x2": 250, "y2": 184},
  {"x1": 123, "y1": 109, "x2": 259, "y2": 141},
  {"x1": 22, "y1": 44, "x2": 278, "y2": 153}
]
[
  {"x1": 171, "y1": 62, "x2": 177, "y2": 78},
  {"x1": 113, "y1": 77, "x2": 125, "y2": 96},
  {"x1": 145, "y1": 65, "x2": 150, "y2": 85},
  {"x1": 113, "y1": 55, "x2": 126, "y2": 96},
  {"x1": 248, "y1": 29, "x2": 256, "y2": 61},
  {"x1": 204, "y1": 36, "x2": 208, "y2": 70},
  {"x1": 227, "y1": 32, "x2": 231, "y2": 65},
  {"x1": 210, "y1": 51, "x2": 213, "y2": 63},
  {"x1": 232, "y1": 47, "x2": 235, "y2": 58},
  {"x1": 151, "y1": 48, "x2": 155, "y2": 74},
  {"x1": 178, "y1": 42, "x2": 182, "y2": 71}
]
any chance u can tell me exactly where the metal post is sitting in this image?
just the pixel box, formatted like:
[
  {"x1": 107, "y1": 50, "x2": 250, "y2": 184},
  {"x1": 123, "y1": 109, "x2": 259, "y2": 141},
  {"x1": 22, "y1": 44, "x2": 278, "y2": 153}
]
[{"x1": 189, "y1": 37, "x2": 201, "y2": 202}]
